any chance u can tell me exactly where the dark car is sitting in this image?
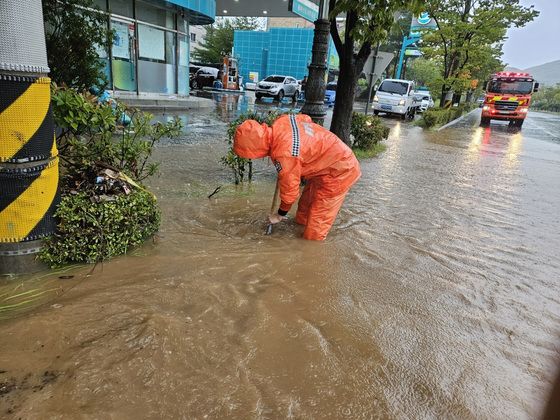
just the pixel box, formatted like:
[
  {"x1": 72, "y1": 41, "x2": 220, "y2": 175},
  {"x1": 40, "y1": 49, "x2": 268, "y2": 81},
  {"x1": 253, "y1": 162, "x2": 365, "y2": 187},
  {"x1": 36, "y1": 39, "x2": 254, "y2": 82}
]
[{"x1": 190, "y1": 67, "x2": 219, "y2": 90}]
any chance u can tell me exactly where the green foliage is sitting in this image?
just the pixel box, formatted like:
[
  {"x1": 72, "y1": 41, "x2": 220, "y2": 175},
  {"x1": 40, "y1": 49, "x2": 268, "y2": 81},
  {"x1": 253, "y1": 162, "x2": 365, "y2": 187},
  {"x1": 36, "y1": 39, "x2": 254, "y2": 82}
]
[
  {"x1": 42, "y1": 86, "x2": 182, "y2": 266},
  {"x1": 350, "y1": 112, "x2": 390, "y2": 151},
  {"x1": 406, "y1": 58, "x2": 443, "y2": 94},
  {"x1": 222, "y1": 111, "x2": 284, "y2": 184},
  {"x1": 532, "y1": 85, "x2": 560, "y2": 113},
  {"x1": 40, "y1": 190, "x2": 160, "y2": 267},
  {"x1": 193, "y1": 17, "x2": 260, "y2": 64},
  {"x1": 43, "y1": 0, "x2": 112, "y2": 90},
  {"x1": 52, "y1": 85, "x2": 182, "y2": 186},
  {"x1": 420, "y1": 104, "x2": 475, "y2": 128},
  {"x1": 353, "y1": 143, "x2": 387, "y2": 159},
  {"x1": 421, "y1": 0, "x2": 539, "y2": 103}
]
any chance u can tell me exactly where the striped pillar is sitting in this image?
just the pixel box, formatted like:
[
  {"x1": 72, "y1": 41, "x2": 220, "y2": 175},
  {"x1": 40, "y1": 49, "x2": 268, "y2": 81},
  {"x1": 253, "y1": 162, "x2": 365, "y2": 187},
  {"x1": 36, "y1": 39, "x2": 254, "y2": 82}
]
[{"x1": 0, "y1": 0, "x2": 59, "y2": 275}]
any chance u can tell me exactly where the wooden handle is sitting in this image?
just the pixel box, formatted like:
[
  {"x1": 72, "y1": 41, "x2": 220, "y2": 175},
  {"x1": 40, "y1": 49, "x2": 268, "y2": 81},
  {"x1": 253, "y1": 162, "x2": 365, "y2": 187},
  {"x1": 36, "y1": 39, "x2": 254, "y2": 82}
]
[{"x1": 270, "y1": 178, "x2": 280, "y2": 215}]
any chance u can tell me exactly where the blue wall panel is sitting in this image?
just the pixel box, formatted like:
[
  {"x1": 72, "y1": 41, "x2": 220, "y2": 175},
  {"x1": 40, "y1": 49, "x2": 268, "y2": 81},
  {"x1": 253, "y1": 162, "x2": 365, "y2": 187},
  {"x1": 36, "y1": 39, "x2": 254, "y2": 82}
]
[{"x1": 234, "y1": 28, "x2": 338, "y2": 84}]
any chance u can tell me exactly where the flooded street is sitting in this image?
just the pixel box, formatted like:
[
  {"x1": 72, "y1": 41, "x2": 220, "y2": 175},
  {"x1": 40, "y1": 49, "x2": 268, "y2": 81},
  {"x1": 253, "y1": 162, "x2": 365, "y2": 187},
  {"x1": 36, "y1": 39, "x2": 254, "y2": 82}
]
[{"x1": 1, "y1": 96, "x2": 560, "y2": 419}]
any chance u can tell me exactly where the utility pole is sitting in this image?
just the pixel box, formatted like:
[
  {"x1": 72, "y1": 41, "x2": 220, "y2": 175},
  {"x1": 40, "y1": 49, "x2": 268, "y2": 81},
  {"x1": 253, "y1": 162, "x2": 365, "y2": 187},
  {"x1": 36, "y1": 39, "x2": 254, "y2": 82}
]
[
  {"x1": 364, "y1": 42, "x2": 380, "y2": 115},
  {"x1": 301, "y1": 0, "x2": 329, "y2": 126},
  {"x1": 0, "y1": 0, "x2": 59, "y2": 275}
]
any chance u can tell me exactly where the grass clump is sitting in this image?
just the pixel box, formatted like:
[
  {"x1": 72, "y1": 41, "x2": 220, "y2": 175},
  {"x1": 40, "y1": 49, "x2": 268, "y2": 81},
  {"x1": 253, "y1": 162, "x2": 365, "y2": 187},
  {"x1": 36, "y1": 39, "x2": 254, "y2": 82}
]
[{"x1": 350, "y1": 112, "x2": 389, "y2": 158}]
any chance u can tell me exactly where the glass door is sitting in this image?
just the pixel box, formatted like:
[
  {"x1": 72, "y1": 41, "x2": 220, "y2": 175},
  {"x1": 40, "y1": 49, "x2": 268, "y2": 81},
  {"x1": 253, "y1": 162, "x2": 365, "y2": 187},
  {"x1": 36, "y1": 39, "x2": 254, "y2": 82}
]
[{"x1": 111, "y1": 19, "x2": 137, "y2": 92}]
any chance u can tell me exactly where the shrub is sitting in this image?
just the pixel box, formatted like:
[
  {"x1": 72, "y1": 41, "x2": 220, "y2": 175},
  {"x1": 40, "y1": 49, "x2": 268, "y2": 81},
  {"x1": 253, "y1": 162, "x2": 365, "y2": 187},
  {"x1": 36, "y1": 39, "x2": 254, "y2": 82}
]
[
  {"x1": 40, "y1": 190, "x2": 160, "y2": 267},
  {"x1": 40, "y1": 85, "x2": 181, "y2": 267},
  {"x1": 421, "y1": 104, "x2": 475, "y2": 128},
  {"x1": 350, "y1": 112, "x2": 390, "y2": 150},
  {"x1": 53, "y1": 85, "x2": 182, "y2": 186}
]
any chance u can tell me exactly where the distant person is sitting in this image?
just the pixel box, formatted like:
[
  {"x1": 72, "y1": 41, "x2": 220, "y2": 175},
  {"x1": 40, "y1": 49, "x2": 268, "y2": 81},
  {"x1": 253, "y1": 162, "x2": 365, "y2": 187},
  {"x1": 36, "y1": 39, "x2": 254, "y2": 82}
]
[{"x1": 233, "y1": 114, "x2": 361, "y2": 240}]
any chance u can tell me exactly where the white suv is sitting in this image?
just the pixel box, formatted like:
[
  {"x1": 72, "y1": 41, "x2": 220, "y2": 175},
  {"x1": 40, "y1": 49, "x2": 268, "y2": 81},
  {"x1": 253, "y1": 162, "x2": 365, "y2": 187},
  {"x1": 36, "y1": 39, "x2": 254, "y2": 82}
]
[{"x1": 255, "y1": 75, "x2": 300, "y2": 102}]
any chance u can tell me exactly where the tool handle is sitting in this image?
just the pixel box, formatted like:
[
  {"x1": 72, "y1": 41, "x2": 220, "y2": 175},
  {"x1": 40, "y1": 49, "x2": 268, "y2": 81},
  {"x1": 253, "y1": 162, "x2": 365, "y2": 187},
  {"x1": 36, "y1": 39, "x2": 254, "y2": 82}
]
[
  {"x1": 270, "y1": 179, "x2": 280, "y2": 214},
  {"x1": 265, "y1": 179, "x2": 280, "y2": 235}
]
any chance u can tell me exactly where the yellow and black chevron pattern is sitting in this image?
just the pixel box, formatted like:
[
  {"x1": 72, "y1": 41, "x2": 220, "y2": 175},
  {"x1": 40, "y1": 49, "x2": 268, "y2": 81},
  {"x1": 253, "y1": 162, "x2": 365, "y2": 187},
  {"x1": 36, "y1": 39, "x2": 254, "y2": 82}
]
[
  {"x1": 0, "y1": 75, "x2": 58, "y2": 163},
  {"x1": 0, "y1": 75, "x2": 59, "y2": 243}
]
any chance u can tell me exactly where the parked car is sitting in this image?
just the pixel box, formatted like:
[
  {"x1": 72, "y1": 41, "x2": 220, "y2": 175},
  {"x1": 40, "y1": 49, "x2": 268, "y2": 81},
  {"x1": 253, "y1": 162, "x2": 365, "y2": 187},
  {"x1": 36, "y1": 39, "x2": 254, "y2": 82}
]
[
  {"x1": 255, "y1": 75, "x2": 300, "y2": 101},
  {"x1": 414, "y1": 91, "x2": 434, "y2": 112},
  {"x1": 372, "y1": 78, "x2": 421, "y2": 120},
  {"x1": 324, "y1": 82, "x2": 337, "y2": 106},
  {"x1": 190, "y1": 67, "x2": 219, "y2": 90}
]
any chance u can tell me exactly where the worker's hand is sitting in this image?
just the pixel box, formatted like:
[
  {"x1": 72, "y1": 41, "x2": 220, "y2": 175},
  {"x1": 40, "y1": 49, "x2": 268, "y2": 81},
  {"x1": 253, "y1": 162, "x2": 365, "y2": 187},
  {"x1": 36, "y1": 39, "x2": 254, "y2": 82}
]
[{"x1": 268, "y1": 213, "x2": 287, "y2": 224}]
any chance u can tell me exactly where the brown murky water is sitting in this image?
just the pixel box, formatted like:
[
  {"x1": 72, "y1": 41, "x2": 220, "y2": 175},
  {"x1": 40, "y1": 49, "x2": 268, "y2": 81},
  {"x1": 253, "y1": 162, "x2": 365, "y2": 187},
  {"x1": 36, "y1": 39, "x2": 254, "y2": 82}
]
[{"x1": 1, "y1": 100, "x2": 560, "y2": 419}]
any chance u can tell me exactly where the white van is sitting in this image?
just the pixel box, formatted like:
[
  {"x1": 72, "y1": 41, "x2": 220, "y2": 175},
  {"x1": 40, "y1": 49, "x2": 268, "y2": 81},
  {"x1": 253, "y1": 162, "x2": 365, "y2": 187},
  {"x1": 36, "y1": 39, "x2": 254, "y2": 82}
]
[{"x1": 372, "y1": 79, "x2": 420, "y2": 120}]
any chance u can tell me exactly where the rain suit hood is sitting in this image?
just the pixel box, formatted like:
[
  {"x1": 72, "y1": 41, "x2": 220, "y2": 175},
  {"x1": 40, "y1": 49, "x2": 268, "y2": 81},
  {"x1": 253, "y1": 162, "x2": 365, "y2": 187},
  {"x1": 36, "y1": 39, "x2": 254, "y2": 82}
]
[{"x1": 233, "y1": 120, "x2": 272, "y2": 159}]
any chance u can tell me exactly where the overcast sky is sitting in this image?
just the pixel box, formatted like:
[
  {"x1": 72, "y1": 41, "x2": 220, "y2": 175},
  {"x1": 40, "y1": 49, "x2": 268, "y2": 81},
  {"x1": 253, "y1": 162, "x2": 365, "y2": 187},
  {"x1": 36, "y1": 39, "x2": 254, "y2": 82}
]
[{"x1": 502, "y1": 0, "x2": 560, "y2": 69}]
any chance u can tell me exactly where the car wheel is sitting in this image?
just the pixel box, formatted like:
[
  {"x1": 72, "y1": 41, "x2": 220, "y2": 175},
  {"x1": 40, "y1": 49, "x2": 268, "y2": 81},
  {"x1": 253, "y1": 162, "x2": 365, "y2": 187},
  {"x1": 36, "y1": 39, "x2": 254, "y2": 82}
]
[
  {"x1": 407, "y1": 108, "x2": 416, "y2": 120},
  {"x1": 480, "y1": 117, "x2": 490, "y2": 126},
  {"x1": 373, "y1": 110, "x2": 379, "y2": 116},
  {"x1": 276, "y1": 90, "x2": 284, "y2": 102},
  {"x1": 400, "y1": 113, "x2": 407, "y2": 120},
  {"x1": 293, "y1": 90, "x2": 299, "y2": 102},
  {"x1": 255, "y1": 93, "x2": 263, "y2": 100},
  {"x1": 192, "y1": 79, "x2": 199, "y2": 90},
  {"x1": 514, "y1": 119, "x2": 524, "y2": 128}
]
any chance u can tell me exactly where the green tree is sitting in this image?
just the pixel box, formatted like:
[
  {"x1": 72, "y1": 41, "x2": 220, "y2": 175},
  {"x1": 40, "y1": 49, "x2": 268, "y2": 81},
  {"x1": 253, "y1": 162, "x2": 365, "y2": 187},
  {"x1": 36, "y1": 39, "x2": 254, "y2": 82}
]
[
  {"x1": 406, "y1": 57, "x2": 442, "y2": 91},
  {"x1": 193, "y1": 17, "x2": 260, "y2": 64},
  {"x1": 532, "y1": 84, "x2": 560, "y2": 113},
  {"x1": 421, "y1": 0, "x2": 538, "y2": 106},
  {"x1": 328, "y1": 0, "x2": 422, "y2": 144},
  {"x1": 43, "y1": 0, "x2": 112, "y2": 90}
]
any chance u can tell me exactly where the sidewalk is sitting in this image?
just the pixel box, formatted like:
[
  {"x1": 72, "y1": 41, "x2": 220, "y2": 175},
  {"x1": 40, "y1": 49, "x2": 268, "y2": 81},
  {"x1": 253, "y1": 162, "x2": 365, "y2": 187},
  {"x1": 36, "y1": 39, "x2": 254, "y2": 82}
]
[{"x1": 113, "y1": 92, "x2": 214, "y2": 112}]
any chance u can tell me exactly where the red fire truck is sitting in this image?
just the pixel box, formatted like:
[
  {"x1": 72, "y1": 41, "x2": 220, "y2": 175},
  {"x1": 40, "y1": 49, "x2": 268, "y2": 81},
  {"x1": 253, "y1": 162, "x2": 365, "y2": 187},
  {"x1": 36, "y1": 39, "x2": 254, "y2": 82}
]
[{"x1": 480, "y1": 71, "x2": 539, "y2": 128}]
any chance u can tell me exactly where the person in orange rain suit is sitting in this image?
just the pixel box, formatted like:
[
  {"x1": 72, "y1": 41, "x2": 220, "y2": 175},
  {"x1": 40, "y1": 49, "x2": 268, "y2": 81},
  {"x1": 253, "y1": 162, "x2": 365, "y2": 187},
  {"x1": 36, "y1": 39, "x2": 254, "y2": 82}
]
[{"x1": 233, "y1": 113, "x2": 361, "y2": 240}]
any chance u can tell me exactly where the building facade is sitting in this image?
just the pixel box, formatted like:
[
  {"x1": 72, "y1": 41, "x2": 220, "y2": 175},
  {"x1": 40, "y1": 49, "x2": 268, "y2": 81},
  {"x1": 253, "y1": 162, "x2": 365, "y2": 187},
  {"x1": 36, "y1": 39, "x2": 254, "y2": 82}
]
[
  {"x1": 233, "y1": 27, "x2": 338, "y2": 84},
  {"x1": 188, "y1": 25, "x2": 208, "y2": 55},
  {"x1": 267, "y1": 17, "x2": 313, "y2": 29},
  {"x1": 92, "y1": 0, "x2": 215, "y2": 96}
]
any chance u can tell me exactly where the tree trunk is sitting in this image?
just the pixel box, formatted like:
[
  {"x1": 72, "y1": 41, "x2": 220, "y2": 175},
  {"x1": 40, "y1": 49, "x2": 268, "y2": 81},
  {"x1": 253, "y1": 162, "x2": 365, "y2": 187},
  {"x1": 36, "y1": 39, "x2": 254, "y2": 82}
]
[
  {"x1": 452, "y1": 92, "x2": 461, "y2": 105},
  {"x1": 330, "y1": 51, "x2": 358, "y2": 145},
  {"x1": 440, "y1": 85, "x2": 454, "y2": 108}
]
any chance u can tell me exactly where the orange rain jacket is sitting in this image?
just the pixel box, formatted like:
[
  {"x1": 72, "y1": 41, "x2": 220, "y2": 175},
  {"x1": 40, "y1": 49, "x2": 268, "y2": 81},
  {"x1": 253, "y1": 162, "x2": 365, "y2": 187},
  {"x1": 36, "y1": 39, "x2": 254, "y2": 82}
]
[{"x1": 234, "y1": 114, "x2": 361, "y2": 239}]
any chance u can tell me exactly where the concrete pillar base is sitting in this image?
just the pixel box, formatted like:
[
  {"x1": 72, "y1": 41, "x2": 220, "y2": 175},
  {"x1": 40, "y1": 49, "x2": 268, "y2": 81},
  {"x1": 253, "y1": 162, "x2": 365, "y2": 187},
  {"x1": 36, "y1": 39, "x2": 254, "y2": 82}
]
[{"x1": 0, "y1": 240, "x2": 47, "y2": 277}]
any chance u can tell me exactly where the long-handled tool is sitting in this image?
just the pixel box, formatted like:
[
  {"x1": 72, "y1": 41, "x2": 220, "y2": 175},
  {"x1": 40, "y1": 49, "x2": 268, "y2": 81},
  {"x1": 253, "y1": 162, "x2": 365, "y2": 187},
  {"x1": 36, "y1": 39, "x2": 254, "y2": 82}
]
[{"x1": 265, "y1": 179, "x2": 280, "y2": 235}]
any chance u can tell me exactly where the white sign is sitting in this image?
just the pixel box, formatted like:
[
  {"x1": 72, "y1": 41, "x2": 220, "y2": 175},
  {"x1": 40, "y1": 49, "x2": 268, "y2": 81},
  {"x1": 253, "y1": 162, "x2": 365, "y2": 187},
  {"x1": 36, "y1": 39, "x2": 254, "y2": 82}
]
[{"x1": 364, "y1": 51, "x2": 394, "y2": 81}]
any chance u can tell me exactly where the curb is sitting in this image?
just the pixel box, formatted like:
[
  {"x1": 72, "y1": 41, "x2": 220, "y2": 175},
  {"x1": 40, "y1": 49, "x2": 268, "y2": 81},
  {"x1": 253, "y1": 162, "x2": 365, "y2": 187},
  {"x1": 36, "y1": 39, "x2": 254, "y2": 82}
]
[{"x1": 437, "y1": 108, "x2": 479, "y2": 131}]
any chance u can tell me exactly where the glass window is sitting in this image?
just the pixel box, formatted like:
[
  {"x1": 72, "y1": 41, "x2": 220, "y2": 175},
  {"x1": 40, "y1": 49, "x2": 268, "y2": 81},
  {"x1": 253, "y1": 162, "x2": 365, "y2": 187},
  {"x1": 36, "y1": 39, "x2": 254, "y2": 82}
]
[
  {"x1": 136, "y1": 1, "x2": 175, "y2": 29},
  {"x1": 138, "y1": 25, "x2": 176, "y2": 94},
  {"x1": 111, "y1": 20, "x2": 136, "y2": 91},
  {"x1": 92, "y1": 0, "x2": 107, "y2": 11},
  {"x1": 138, "y1": 24, "x2": 165, "y2": 61},
  {"x1": 178, "y1": 34, "x2": 189, "y2": 96},
  {"x1": 109, "y1": 0, "x2": 134, "y2": 18},
  {"x1": 190, "y1": 33, "x2": 196, "y2": 42}
]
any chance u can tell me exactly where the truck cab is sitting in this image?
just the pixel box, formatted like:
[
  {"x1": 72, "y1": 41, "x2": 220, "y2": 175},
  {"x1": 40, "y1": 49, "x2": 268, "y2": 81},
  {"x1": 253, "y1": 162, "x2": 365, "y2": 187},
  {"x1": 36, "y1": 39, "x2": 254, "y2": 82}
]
[
  {"x1": 481, "y1": 71, "x2": 539, "y2": 128},
  {"x1": 372, "y1": 79, "x2": 420, "y2": 120}
]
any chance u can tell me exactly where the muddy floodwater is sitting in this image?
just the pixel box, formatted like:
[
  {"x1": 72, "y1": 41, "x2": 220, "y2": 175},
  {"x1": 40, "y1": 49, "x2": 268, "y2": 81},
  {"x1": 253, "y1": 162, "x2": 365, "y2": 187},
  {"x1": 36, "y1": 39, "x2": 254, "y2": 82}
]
[{"x1": 1, "y1": 97, "x2": 560, "y2": 418}]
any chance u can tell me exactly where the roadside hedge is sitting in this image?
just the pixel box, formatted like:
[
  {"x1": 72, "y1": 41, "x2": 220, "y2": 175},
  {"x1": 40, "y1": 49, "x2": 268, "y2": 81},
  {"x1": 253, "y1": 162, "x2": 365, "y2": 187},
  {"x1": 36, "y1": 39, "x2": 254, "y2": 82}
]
[{"x1": 421, "y1": 104, "x2": 475, "y2": 128}]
